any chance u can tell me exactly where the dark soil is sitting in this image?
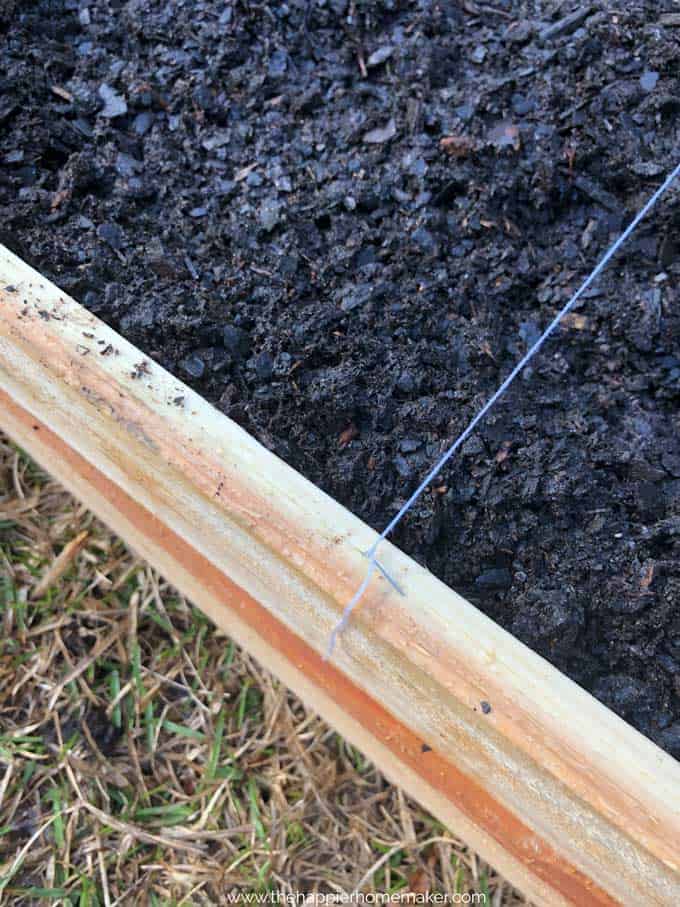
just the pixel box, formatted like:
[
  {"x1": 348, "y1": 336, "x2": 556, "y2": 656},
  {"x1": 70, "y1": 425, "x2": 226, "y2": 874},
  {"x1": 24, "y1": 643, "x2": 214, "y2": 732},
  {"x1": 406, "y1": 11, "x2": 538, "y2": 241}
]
[{"x1": 2, "y1": 0, "x2": 680, "y2": 757}]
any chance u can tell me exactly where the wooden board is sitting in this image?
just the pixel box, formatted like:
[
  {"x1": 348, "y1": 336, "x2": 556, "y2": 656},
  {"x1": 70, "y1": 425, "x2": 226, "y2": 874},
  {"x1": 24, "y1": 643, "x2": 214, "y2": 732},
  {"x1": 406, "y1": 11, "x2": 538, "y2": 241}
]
[{"x1": 1, "y1": 245, "x2": 678, "y2": 905}]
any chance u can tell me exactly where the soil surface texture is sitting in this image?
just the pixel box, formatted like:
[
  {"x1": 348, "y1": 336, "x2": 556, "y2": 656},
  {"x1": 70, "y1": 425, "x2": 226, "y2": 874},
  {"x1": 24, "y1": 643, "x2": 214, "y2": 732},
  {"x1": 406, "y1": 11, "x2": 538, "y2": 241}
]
[{"x1": 2, "y1": 0, "x2": 680, "y2": 756}]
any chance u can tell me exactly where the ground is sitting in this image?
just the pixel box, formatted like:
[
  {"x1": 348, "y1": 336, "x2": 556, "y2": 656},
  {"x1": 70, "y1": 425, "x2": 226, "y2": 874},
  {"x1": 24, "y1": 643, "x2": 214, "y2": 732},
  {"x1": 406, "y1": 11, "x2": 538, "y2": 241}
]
[
  {"x1": 0, "y1": 434, "x2": 526, "y2": 903},
  {"x1": 1, "y1": 2, "x2": 679, "y2": 754}
]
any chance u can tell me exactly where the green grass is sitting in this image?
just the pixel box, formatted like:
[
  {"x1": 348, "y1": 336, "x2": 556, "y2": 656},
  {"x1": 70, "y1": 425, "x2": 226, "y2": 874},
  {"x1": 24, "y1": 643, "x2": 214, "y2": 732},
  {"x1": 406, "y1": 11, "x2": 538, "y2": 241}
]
[{"x1": 0, "y1": 436, "x2": 521, "y2": 905}]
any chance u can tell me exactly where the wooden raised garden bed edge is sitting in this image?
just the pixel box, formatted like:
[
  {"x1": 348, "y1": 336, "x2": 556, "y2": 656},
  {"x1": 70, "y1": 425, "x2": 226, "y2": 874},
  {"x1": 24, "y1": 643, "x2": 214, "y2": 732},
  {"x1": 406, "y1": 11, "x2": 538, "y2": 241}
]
[{"x1": 1, "y1": 245, "x2": 679, "y2": 905}]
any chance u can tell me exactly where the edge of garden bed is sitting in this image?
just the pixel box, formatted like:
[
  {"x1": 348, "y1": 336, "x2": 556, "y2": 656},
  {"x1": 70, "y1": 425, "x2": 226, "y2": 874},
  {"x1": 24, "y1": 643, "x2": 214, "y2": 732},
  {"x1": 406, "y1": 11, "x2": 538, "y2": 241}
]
[{"x1": 1, "y1": 244, "x2": 678, "y2": 905}]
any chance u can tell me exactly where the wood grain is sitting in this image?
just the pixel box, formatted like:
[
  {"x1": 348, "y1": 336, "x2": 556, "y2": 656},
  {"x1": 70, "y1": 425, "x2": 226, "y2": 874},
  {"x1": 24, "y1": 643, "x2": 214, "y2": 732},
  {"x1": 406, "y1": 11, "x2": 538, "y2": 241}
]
[{"x1": 1, "y1": 245, "x2": 678, "y2": 904}]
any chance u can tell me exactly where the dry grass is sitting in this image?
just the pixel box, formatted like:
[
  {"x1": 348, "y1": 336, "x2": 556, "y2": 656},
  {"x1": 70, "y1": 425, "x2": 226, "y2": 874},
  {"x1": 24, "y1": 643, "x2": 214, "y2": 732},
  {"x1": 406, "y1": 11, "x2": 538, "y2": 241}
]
[{"x1": 0, "y1": 432, "x2": 528, "y2": 905}]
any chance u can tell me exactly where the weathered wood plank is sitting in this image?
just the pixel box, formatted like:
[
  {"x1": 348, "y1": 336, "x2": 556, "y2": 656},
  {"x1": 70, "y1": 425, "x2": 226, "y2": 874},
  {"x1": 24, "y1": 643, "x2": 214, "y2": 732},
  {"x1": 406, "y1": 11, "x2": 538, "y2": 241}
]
[{"x1": 1, "y1": 245, "x2": 678, "y2": 904}]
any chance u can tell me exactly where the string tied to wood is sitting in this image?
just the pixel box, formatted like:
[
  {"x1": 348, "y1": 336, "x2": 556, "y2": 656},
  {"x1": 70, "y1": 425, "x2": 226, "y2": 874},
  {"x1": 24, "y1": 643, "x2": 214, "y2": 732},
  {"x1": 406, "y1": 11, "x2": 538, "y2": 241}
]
[{"x1": 325, "y1": 158, "x2": 680, "y2": 661}]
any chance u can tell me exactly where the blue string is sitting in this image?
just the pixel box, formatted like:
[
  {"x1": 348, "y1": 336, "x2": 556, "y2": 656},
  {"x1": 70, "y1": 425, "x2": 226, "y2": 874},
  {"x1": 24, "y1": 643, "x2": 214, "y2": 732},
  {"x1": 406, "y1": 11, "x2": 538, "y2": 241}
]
[{"x1": 325, "y1": 159, "x2": 680, "y2": 660}]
